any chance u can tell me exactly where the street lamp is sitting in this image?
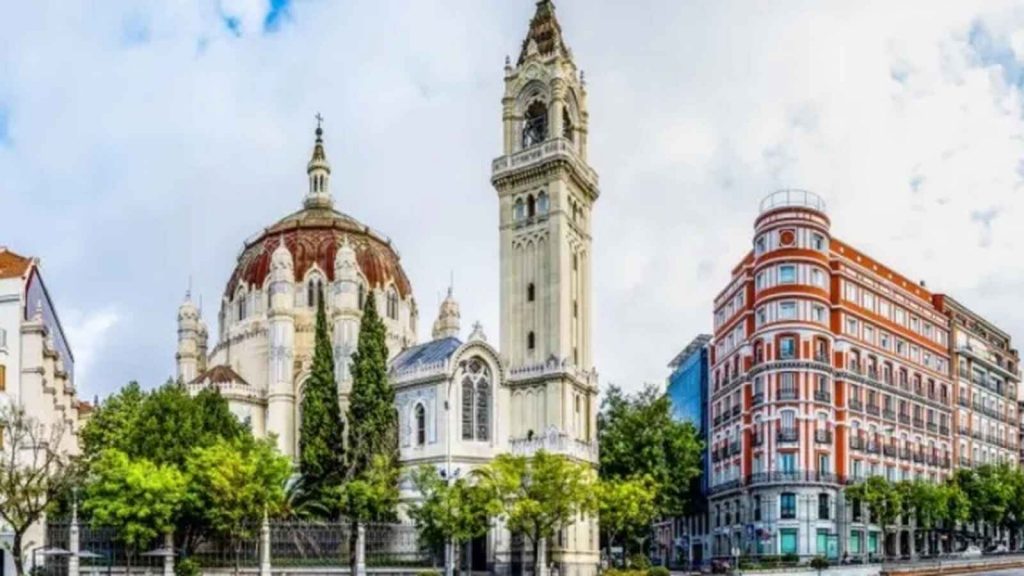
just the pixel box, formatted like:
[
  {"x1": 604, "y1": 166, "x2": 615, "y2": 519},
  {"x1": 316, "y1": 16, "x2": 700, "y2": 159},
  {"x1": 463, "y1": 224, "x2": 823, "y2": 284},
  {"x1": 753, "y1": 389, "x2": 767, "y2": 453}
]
[{"x1": 443, "y1": 378, "x2": 460, "y2": 576}]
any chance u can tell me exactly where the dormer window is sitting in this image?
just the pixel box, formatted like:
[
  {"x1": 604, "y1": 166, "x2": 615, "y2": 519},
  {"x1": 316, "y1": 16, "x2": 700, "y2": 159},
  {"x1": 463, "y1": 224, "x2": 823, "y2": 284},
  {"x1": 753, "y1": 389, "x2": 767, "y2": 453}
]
[{"x1": 522, "y1": 101, "x2": 548, "y2": 148}]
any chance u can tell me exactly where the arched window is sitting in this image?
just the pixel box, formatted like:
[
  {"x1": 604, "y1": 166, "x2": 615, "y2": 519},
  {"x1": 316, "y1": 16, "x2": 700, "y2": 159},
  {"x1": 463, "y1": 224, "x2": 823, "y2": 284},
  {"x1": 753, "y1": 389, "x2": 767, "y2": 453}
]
[
  {"x1": 522, "y1": 101, "x2": 548, "y2": 148},
  {"x1": 461, "y1": 376, "x2": 474, "y2": 440},
  {"x1": 415, "y1": 403, "x2": 426, "y2": 446},
  {"x1": 237, "y1": 292, "x2": 247, "y2": 321},
  {"x1": 527, "y1": 283, "x2": 535, "y2": 302},
  {"x1": 528, "y1": 331, "x2": 536, "y2": 350},
  {"x1": 514, "y1": 198, "x2": 525, "y2": 221},
  {"x1": 537, "y1": 191, "x2": 549, "y2": 215},
  {"x1": 563, "y1": 108, "x2": 574, "y2": 141},
  {"x1": 460, "y1": 359, "x2": 491, "y2": 442},
  {"x1": 476, "y1": 379, "x2": 490, "y2": 441},
  {"x1": 387, "y1": 289, "x2": 399, "y2": 320},
  {"x1": 307, "y1": 277, "x2": 323, "y2": 308},
  {"x1": 527, "y1": 195, "x2": 536, "y2": 218}
]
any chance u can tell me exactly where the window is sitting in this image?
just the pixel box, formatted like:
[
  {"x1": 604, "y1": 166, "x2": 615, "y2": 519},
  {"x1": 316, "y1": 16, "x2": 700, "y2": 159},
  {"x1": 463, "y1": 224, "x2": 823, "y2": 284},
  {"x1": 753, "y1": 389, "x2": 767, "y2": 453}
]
[
  {"x1": 522, "y1": 101, "x2": 548, "y2": 148},
  {"x1": 779, "y1": 301, "x2": 797, "y2": 320},
  {"x1": 753, "y1": 495, "x2": 762, "y2": 521},
  {"x1": 811, "y1": 268, "x2": 825, "y2": 287},
  {"x1": 537, "y1": 191, "x2": 550, "y2": 214},
  {"x1": 756, "y1": 307, "x2": 767, "y2": 326},
  {"x1": 779, "y1": 265, "x2": 797, "y2": 284},
  {"x1": 527, "y1": 283, "x2": 536, "y2": 302},
  {"x1": 818, "y1": 453, "x2": 830, "y2": 474},
  {"x1": 818, "y1": 494, "x2": 830, "y2": 520},
  {"x1": 358, "y1": 283, "x2": 366, "y2": 309},
  {"x1": 849, "y1": 531, "x2": 862, "y2": 554},
  {"x1": 779, "y1": 337, "x2": 796, "y2": 359},
  {"x1": 386, "y1": 289, "x2": 399, "y2": 320},
  {"x1": 461, "y1": 377, "x2": 474, "y2": 440},
  {"x1": 868, "y1": 532, "x2": 879, "y2": 554},
  {"x1": 817, "y1": 529, "x2": 829, "y2": 555},
  {"x1": 812, "y1": 233, "x2": 826, "y2": 251},
  {"x1": 780, "y1": 494, "x2": 796, "y2": 519},
  {"x1": 415, "y1": 403, "x2": 426, "y2": 446},
  {"x1": 527, "y1": 331, "x2": 536, "y2": 350},
  {"x1": 780, "y1": 529, "x2": 798, "y2": 555},
  {"x1": 755, "y1": 236, "x2": 766, "y2": 255},
  {"x1": 460, "y1": 359, "x2": 492, "y2": 442},
  {"x1": 476, "y1": 379, "x2": 490, "y2": 441},
  {"x1": 237, "y1": 295, "x2": 247, "y2": 321},
  {"x1": 780, "y1": 452, "x2": 796, "y2": 473},
  {"x1": 812, "y1": 305, "x2": 826, "y2": 323},
  {"x1": 514, "y1": 198, "x2": 525, "y2": 221}
]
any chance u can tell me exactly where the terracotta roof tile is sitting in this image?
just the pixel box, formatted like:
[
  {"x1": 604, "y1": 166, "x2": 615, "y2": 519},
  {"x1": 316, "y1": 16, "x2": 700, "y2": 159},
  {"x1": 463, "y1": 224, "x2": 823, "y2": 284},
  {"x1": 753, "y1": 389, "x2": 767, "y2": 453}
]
[{"x1": 0, "y1": 248, "x2": 33, "y2": 280}]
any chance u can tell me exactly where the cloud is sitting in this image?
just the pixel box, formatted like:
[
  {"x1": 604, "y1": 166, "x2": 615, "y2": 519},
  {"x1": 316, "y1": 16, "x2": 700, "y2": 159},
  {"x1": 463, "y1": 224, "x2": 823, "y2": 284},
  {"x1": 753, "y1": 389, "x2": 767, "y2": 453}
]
[
  {"x1": 3, "y1": 0, "x2": 1024, "y2": 399},
  {"x1": 62, "y1": 309, "x2": 120, "y2": 394}
]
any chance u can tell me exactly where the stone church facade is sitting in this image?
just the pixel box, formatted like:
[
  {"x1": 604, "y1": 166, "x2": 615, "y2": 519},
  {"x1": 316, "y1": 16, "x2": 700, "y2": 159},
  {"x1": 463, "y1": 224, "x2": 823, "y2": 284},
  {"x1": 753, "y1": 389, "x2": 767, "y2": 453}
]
[{"x1": 177, "y1": 2, "x2": 599, "y2": 574}]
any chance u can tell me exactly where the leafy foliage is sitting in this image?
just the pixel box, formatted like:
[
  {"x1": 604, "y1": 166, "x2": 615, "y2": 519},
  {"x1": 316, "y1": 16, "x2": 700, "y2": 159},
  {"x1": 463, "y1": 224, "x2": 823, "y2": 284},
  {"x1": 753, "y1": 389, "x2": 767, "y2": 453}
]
[
  {"x1": 336, "y1": 454, "x2": 400, "y2": 523},
  {"x1": 299, "y1": 289, "x2": 347, "y2": 500},
  {"x1": 346, "y1": 292, "x2": 397, "y2": 479},
  {"x1": 598, "y1": 384, "x2": 702, "y2": 517},
  {"x1": 597, "y1": 475, "x2": 658, "y2": 556},
  {"x1": 409, "y1": 466, "x2": 498, "y2": 551},
  {"x1": 84, "y1": 450, "x2": 187, "y2": 553}
]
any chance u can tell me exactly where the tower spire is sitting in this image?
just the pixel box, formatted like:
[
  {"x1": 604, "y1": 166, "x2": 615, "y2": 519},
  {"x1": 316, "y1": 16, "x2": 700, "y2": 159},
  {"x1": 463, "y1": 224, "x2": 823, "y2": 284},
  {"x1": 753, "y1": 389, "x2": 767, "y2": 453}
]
[
  {"x1": 518, "y1": 0, "x2": 570, "y2": 65},
  {"x1": 305, "y1": 114, "x2": 333, "y2": 210}
]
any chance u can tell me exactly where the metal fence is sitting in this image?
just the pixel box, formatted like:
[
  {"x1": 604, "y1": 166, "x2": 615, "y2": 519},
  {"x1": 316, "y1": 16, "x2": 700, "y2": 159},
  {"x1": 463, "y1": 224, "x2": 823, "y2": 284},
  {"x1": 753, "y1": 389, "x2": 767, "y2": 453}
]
[{"x1": 45, "y1": 520, "x2": 435, "y2": 572}]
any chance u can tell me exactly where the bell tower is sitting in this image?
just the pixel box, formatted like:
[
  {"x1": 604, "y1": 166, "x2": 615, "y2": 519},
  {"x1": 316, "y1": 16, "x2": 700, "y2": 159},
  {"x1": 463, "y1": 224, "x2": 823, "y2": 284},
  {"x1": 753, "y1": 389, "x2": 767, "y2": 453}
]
[{"x1": 492, "y1": 0, "x2": 599, "y2": 450}]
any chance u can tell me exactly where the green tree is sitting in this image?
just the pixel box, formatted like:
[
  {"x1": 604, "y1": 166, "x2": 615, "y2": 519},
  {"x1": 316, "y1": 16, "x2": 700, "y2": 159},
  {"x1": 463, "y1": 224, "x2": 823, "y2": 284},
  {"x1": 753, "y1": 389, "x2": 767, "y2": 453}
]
[
  {"x1": 409, "y1": 466, "x2": 498, "y2": 559},
  {"x1": 478, "y1": 451, "x2": 596, "y2": 576},
  {"x1": 337, "y1": 454, "x2": 400, "y2": 523},
  {"x1": 597, "y1": 476, "x2": 658, "y2": 562},
  {"x1": 84, "y1": 450, "x2": 187, "y2": 575},
  {"x1": 80, "y1": 381, "x2": 146, "y2": 460},
  {"x1": 598, "y1": 384, "x2": 702, "y2": 517},
  {"x1": 846, "y1": 476, "x2": 901, "y2": 557},
  {"x1": 346, "y1": 291, "x2": 397, "y2": 478},
  {"x1": 0, "y1": 406, "x2": 78, "y2": 576},
  {"x1": 298, "y1": 289, "x2": 347, "y2": 507},
  {"x1": 185, "y1": 436, "x2": 291, "y2": 574}
]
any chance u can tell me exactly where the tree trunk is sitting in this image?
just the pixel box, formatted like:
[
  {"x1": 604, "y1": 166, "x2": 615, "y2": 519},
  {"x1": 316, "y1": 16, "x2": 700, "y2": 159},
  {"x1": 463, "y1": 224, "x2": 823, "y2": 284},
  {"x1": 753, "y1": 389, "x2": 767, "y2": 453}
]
[{"x1": 12, "y1": 532, "x2": 24, "y2": 576}]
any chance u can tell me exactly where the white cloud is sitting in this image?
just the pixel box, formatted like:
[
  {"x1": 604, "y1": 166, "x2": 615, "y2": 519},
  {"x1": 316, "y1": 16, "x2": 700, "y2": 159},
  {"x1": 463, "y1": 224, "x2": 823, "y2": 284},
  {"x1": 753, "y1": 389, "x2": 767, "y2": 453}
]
[
  {"x1": 62, "y1": 309, "x2": 120, "y2": 394},
  {"x1": 3, "y1": 0, "x2": 1024, "y2": 397}
]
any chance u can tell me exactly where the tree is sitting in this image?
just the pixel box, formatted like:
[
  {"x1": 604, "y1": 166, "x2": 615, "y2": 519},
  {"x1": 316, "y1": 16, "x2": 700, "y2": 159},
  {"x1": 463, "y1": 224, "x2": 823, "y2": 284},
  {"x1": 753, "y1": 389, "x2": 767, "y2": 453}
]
[
  {"x1": 409, "y1": 466, "x2": 498, "y2": 562},
  {"x1": 846, "y1": 476, "x2": 901, "y2": 557},
  {"x1": 478, "y1": 451, "x2": 597, "y2": 576},
  {"x1": 84, "y1": 450, "x2": 187, "y2": 575},
  {"x1": 185, "y1": 437, "x2": 291, "y2": 574},
  {"x1": 598, "y1": 384, "x2": 702, "y2": 518},
  {"x1": 337, "y1": 454, "x2": 400, "y2": 523},
  {"x1": 0, "y1": 406, "x2": 78, "y2": 576},
  {"x1": 80, "y1": 381, "x2": 146, "y2": 461},
  {"x1": 597, "y1": 476, "x2": 658, "y2": 562},
  {"x1": 346, "y1": 291, "x2": 397, "y2": 478},
  {"x1": 298, "y1": 288, "x2": 347, "y2": 509}
]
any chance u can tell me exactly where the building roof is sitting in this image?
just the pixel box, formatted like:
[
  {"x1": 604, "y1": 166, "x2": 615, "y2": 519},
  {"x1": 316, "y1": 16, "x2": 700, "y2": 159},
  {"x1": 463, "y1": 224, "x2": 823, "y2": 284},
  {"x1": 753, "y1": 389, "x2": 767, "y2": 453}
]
[
  {"x1": 190, "y1": 364, "x2": 249, "y2": 386},
  {"x1": 390, "y1": 337, "x2": 462, "y2": 374},
  {"x1": 0, "y1": 247, "x2": 33, "y2": 279},
  {"x1": 668, "y1": 334, "x2": 712, "y2": 369}
]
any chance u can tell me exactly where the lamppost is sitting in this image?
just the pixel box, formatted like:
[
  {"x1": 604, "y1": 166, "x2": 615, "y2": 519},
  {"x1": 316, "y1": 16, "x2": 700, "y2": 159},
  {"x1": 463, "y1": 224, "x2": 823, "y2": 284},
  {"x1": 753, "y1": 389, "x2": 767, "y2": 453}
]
[{"x1": 443, "y1": 378, "x2": 459, "y2": 576}]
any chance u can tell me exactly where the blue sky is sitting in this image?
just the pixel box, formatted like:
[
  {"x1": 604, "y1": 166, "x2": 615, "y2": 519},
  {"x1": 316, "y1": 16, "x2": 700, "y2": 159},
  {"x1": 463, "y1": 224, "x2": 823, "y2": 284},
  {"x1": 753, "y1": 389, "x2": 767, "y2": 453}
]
[{"x1": 3, "y1": 0, "x2": 1024, "y2": 399}]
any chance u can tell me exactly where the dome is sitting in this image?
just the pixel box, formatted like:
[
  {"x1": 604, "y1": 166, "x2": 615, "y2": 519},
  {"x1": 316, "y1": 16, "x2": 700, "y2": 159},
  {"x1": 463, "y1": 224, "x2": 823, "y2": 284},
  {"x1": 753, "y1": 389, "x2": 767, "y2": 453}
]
[{"x1": 225, "y1": 204, "x2": 413, "y2": 299}]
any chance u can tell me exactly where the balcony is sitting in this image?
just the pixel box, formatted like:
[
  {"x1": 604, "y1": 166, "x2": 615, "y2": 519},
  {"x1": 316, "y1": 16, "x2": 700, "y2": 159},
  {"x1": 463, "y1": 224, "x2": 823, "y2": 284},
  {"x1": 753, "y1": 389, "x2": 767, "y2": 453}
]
[
  {"x1": 850, "y1": 436, "x2": 865, "y2": 451},
  {"x1": 900, "y1": 448, "x2": 913, "y2": 460},
  {"x1": 759, "y1": 189, "x2": 827, "y2": 214},
  {"x1": 510, "y1": 430, "x2": 599, "y2": 460},
  {"x1": 777, "y1": 428, "x2": 799, "y2": 443},
  {"x1": 913, "y1": 418, "x2": 924, "y2": 429},
  {"x1": 849, "y1": 398, "x2": 863, "y2": 411},
  {"x1": 866, "y1": 404, "x2": 880, "y2": 416},
  {"x1": 777, "y1": 388, "x2": 798, "y2": 401},
  {"x1": 729, "y1": 441, "x2": 741, "y2": 456},
  {"x1": 913, "y1": 452, "x2": 924, "y2": 463},
  {"x1": 492, "y1": 138, "x2": 599, "y2": 189},
  {"x1": 866, "y1": 441, "x2": 880, "y2": 454},
  {"x1": 814, "y1": 390, "x2": 832, "y2": 403},
  {"x1": 883, "y1": 409, "x2": 896, "y2": 421},
  {"x1": 815, "y1": 351, "x2": 830, "y2": 363},
  {"x1": 815, "y1": 430, "x2": 833, "y2": 444},
  {"x1": 959, "y1": 396, "x2": 971, "y2": 408},
  {"x1": 752, "y1": 392, "x2": 764, "y2": 406},
  {"x1": 927, "y1": 422, "x2": 938, "y2": 433},
  {"x1": 898, "y1": 413, "x2": 910, "y2": 425},
  {"x1": 940, "y1": 425, "x2": 950, "y2": 436},
  {"x1": 883, "y1": 444, "x2": 897, "y2": 457},
  {"x1": 751, "y1": 433, "x2": 764, "y2": 447},
  {"x1": 731, "y1": 405, "x2": 741, "y2": 417}
]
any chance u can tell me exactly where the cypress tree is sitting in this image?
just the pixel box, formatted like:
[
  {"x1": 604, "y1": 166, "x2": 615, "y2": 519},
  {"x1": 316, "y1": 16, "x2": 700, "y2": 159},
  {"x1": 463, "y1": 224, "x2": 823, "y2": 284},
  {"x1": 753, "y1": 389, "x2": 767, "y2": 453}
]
[
  {"x1": 346, "y1": 290, "x2": 398, "y2": 478},
  {"x1": 299, "y1": 288, "x2": 346, "y2": 503}
]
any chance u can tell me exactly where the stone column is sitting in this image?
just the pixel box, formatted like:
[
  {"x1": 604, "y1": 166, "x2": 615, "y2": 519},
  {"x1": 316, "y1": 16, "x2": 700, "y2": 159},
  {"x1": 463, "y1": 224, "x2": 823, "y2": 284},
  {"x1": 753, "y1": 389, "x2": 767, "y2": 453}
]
[
  {"x1": 260, "y1": 512, "x2": 271, "y2": 576},
  {"x1": 163, "y1": 532, "x2": 174, "y2": 576},
  {"x1": 69, "y1": 504, "x2": 80, "y2": 576},
  {"x1": 355, "y1": 524, "x2": 367, "y2": 576}
]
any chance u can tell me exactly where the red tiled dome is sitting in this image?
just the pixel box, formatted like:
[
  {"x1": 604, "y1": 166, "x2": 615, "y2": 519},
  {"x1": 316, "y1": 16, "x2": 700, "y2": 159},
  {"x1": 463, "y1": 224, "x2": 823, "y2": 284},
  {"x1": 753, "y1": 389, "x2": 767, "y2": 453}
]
[{"x1": 224, "y1": 205, "x2": 412, "y2": 299}]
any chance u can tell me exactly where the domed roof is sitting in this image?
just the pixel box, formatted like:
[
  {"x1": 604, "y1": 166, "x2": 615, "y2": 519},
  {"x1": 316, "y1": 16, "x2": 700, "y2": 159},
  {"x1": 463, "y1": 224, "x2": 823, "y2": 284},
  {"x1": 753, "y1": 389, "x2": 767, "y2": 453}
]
[
  {"x1": 225, "y1": 205, "x2": 413, "y2": 299},
  {"x1": 224, "y1": 123, "x2": 412, "y2": 300}
]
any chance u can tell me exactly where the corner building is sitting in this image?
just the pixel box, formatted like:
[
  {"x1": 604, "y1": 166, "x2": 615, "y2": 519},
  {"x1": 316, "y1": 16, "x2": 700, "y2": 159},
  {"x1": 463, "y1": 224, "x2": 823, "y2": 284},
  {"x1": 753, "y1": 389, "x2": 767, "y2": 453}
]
[{"x1": 709, "y1": 191, "x2": 965, "y2": 560}]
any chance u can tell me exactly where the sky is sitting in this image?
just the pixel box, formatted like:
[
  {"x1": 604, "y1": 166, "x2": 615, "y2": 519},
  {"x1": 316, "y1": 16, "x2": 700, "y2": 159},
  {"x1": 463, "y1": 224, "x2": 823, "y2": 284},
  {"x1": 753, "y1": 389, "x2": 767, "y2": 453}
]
[{"x1": 3, "y1": 0, "x2": 1024, "y2": 400}]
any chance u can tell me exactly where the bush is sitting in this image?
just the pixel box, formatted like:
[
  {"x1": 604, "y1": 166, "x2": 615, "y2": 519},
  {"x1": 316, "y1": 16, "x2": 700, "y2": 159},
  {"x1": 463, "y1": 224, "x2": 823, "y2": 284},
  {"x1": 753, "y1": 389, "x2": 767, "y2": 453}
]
[
  {"x1": 416, "y1": 571, "x2": 441, "y2": 576},
  {"x1": 628, "y1": 553, "x2": 652, "y2": 570},
  {"x1": 781, "y1": 553, "x2": 799, "y2": 564},
  {"x1": 604, "y1": 570, "x2": 646, "y2": 576},
  {"x1": 175, "y1": 557, "x2": 201, "y2": 576},
  {"x1": 648, "y1": 566, "x2": 670, "y2": 576},
  {"x1": 810, "y1": 556, "x2": 829, "y2": 570}
]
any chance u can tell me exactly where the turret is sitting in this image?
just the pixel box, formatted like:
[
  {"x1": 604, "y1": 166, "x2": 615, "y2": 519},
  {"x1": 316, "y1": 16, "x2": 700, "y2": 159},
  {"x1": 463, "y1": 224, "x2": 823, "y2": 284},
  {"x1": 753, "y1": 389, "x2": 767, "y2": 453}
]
[
  {"x1": 176, "y1": 293, "x2": 200, "y2": 383},
  {"x1": 267, "y1": 236, "x2": 297, "y2": 458},
  {"x1": 333, "y1": 236, "x2": 362, "y2": 392},
  {"x1": 432, "y1": 286, "x2": 461, "y2": 340},
  {"x1": 305, "y1": 116, "x2": 333, "y2": 210}
]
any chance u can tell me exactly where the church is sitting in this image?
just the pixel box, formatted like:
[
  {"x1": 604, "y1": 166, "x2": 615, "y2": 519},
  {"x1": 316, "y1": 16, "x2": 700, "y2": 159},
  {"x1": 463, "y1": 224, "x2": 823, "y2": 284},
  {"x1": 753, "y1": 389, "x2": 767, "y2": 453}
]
[{"x1": 175, "y1": 1, "x2": 600, "y2": 574}]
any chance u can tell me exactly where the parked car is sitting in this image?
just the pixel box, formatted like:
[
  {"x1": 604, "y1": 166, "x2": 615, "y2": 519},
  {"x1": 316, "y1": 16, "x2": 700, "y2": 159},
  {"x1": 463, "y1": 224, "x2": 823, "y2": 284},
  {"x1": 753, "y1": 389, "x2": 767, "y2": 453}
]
[{"x1": 960, "y1": 545, "x2": 982, "y2": 558}]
